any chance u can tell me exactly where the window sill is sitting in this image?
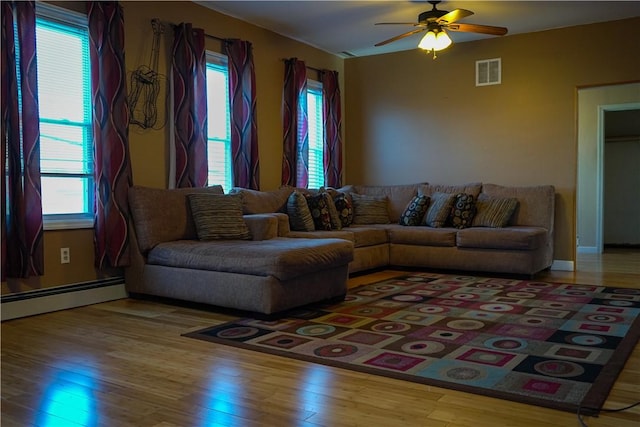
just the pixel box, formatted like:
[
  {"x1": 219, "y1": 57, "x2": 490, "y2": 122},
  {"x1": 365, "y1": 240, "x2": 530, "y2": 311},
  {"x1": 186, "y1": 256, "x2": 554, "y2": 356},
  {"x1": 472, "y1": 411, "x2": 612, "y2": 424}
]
[{"x1": 44, "y1": 218, "x2": 94, "y2": 231}]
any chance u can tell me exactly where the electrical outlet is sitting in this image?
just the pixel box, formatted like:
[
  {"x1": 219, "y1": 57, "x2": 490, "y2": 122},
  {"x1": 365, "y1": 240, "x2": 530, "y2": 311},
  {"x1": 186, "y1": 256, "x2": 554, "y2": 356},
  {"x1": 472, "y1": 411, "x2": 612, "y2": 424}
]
[{"x1": 60, "y1": 248, "x2": 70, "y2": 264}]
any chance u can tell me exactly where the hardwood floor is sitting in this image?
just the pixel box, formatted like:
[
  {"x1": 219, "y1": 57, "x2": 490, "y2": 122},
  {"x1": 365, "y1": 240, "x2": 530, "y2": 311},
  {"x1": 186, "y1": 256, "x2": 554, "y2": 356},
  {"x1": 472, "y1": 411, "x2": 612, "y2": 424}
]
[{"x1": 2, "y1": 250, "x2": 639, "y2": 427}]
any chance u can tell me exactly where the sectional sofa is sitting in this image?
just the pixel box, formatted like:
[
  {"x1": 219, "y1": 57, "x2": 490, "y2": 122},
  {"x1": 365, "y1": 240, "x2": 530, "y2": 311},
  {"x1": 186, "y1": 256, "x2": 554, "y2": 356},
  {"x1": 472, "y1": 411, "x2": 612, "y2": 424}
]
[
  {"x1": 124, "y1": 182, "x2": 555, "y2": 314},
  {"x1": 232, "y1": 182, "x2": 555, "y2": 276}
]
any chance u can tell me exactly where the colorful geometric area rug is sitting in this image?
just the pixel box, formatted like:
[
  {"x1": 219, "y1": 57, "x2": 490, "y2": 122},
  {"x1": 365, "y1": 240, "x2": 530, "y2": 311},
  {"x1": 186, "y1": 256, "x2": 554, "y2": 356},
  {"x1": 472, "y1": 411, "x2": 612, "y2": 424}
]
[{"x1": 183, "y1": 273, "x2": 640, "y2": 415}]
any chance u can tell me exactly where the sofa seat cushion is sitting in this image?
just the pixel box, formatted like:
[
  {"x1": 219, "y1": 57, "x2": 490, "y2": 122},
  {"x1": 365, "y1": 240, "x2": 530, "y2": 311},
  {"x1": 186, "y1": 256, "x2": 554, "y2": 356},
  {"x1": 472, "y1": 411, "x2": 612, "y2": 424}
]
[
  {"x1": 348, "y1": 225, "x2": 390, "y2": 248},
  {"x1": 287, "y1": 230, "x2": 355, "y2": 242},
  {"x1": 286, "y1": 227, "x2": 387, "y2": 249},
  {"x1": 147, "y1": 237, "x2": 353, "y2": 281},
  {"x1": 386, "y1": 225, "x2": 457, "y2": 247},
  {"x1": 456, "y1": 227, "x2": 548, "y2": 250}
]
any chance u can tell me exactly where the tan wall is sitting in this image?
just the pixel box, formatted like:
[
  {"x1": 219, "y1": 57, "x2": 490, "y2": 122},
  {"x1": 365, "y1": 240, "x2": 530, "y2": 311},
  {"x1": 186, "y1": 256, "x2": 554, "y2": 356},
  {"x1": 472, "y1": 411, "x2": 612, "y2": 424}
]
[
  {"x1": 2, "y1": 1, "x2": 344, "y2": 294},
  {"x1": 344, "y1": 17, "x2": 640, "y2": 264},
  {"x1": 124, "y1": 1, "x2": 344, "y2": 190}
]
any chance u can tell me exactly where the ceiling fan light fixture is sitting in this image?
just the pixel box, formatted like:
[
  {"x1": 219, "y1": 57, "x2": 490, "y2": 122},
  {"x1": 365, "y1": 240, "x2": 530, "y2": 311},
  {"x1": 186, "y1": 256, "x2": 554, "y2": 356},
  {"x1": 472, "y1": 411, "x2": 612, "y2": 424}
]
[
  {"x1": 418, "y1": 30, "x2": 437, "y2": 50},
  {"x1": 435, "y1": 30, "x2": 452, "y2": 50},
  {"x1": 418, "y1": 29, "x2": 451, "y2": 52}
]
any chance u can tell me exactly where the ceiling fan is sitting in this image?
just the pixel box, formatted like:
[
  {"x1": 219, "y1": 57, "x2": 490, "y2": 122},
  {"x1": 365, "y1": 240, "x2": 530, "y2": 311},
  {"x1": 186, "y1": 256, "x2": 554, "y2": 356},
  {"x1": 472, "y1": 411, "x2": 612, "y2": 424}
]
[{"x1": 375, "y1": 1, "x2": 508, "y2": 57}]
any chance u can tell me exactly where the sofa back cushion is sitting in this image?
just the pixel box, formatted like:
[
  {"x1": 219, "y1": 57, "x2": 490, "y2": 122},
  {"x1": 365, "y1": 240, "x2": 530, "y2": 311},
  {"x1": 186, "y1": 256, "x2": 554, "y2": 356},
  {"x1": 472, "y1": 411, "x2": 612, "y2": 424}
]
[
  {"x1": 350, "y1": 183, "x2": 421, "y2": 223},
  {"x1": 230, "y1": 186, "x2": 294, "y2": 214},
  {"x1": 128, "y1": 185, "x2": 224, "y2": 253},
  {"x1": 418, "y1": 182, "x2": 482, "y2": 198},
  {"x1": 481, "y1": 184, "x2": 555, "y2": 230}
]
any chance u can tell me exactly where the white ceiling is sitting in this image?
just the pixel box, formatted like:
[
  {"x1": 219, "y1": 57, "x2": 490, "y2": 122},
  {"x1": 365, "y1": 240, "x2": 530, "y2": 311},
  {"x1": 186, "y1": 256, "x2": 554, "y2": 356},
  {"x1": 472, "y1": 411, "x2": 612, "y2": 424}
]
[{"x1": 198, "y1": 1, "x2": 640, "y2": 57}]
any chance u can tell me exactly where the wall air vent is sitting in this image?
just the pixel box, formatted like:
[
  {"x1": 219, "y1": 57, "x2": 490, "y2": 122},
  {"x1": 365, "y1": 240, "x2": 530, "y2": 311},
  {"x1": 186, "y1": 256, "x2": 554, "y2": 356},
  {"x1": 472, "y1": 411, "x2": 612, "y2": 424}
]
[{"x1": 476, "y1": 58, "x2": 501, "y2": 86}]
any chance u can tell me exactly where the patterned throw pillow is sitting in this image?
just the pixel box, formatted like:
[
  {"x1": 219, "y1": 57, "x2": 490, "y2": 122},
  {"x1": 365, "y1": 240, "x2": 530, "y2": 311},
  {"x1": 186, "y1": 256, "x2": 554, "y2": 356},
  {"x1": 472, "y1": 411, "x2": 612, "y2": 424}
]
[
  {"x1": 423, "y1": 192, "x2": 456, "y2": 227},
  {"x1": 333, "y1": 193, "x2": 353, "y2": 228},
  {"x1": 306, "y1": 193, "x2": 333, "y2": 231},
  {"x1": 472, "y1": 196, "x2": 519, "y2": 228},
  {"x1": 351, "y1": 193, "x2": 390, "y2": 225},
  {"x1": 399, "y1": 195, "x2": 430, "y2": 226},
  {"x1": 322, "y1": 190, "x2": 342, "y2": 230},
  {"x1": 188, "y1": 193, "x2": 250, "y2": 240},
  {"x1": 287, "y1": 191, "x2": 315, "y2": 232},
  {"x1": 450, "y1": 193, "x2": 476, "y2": 229}
]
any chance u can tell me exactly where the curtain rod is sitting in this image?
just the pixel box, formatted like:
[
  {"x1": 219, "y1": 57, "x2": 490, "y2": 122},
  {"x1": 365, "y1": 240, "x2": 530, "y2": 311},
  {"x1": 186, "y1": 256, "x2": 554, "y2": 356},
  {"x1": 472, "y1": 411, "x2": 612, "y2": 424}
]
[
  {"x1": 280, "y1": 58, "x2": 322, "y2": 74},
  {"x1": 163, "y1": 20, "x2": 225, "y2": 42},
  {"x1": 204, "y1": 33, "x2": 225, "y2": 42}
]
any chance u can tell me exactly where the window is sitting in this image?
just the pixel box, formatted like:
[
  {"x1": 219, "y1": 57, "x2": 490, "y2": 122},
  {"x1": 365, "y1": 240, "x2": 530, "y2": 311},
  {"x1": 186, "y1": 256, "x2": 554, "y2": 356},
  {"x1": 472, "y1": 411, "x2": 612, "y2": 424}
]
[
  {"x1": 205, "y1": 52, "x2": 232, "y2": 192},
  {"x1": 301, "y1": 80, "x2": 325, "y2": 189},
  {"x1": 35, "y1": 3, "x2": 93, "y2": 229}
]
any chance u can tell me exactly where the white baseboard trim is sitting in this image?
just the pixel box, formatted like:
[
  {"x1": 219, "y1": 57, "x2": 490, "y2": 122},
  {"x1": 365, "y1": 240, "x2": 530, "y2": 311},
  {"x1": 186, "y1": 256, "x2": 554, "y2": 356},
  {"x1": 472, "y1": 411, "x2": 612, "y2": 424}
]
[
  {"x1": 551, "y1": 260, "x2": 575, "y2": 271},
  {"x1": 1, "y1": 278, "x2": 127, "y2": 321},
  {"x1": 578, "y1": 246, "x2": 599, "y2": 254}
]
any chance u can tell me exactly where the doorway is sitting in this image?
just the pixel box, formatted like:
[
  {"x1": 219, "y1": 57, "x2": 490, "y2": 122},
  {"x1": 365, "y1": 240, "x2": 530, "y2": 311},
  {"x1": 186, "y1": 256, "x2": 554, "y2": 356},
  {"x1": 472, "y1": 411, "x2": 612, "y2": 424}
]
[
  {"x1": 576, "y1": 83, "x2": 640, "y2": 263},
  {"x1": 603, "y1": 109, "x2": 640, "y2": 249}
]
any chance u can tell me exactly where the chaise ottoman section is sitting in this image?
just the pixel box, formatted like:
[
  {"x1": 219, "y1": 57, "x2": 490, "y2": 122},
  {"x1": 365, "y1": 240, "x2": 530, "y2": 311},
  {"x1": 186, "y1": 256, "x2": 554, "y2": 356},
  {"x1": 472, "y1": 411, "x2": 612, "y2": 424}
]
[
  {"x1": 147, "y1": 237, "x2": 353, "y2": 281},
  {"x1": 126, "y1": 185, "x2": 355, "y2": 314}
]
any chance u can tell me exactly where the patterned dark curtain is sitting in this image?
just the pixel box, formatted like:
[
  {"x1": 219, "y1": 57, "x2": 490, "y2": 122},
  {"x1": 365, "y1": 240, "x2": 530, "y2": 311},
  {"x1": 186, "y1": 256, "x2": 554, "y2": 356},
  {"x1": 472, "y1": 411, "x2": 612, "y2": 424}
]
[
  {"x1": 88, "y1": 1, "x2": 133, "y2": 269},
  {"x1": 171, "y1": 23, "x2": 208, "y2": 188},
  {"x1": 322, "y1": 70, "x2": 343, "y2": 188},
  {"x1": 281, "y1": 58, "x2": 308, "y2": 188},
  {"x1": 1, "y1": 1, "x2": 44, "y2": 280},
  {"x1": 224, "y1": 39, "x2": 260, "y2": 190}
]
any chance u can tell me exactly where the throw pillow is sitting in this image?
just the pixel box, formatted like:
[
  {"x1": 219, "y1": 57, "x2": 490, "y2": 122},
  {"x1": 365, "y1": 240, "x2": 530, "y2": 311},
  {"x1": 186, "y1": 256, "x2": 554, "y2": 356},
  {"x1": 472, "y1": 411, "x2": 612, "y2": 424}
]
[
  {"x1": 287, "y1": 191, "x2": 315, "y2": 232},
  {"x1": 322, "y1": 190, "x2": 342, "y2": 230},
  {"x1": 472, "y1": 195, "x2": 519, "y2": 228},
  {"x1": 423, "y1": 192, "x2": 456, "y2": 227},
  {"x1": 450, "y1": 193, "x2": 476, "y2": 229},
  {"x1": 351, "y1": 193, "x2": 390, "y2": 225},
  {"x1": 399, "y1": 195, "x2": 430, "y2": 226},
  {"x1": 188, "y1": 193, "x2": 250, "y2": 240},
  {"x1": 306, "y1": 193, "x2": 333, "y2": 231},
  {"x1": 333, "y1": 193, "x2": 354, "y2": 228}
]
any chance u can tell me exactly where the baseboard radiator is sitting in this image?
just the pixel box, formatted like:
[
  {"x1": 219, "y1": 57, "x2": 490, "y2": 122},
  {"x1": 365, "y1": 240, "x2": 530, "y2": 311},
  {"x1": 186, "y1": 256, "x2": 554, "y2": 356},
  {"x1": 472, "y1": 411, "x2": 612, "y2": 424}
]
[{"x1": 1, "y1": 277, "x2": 127, "y2": 321}]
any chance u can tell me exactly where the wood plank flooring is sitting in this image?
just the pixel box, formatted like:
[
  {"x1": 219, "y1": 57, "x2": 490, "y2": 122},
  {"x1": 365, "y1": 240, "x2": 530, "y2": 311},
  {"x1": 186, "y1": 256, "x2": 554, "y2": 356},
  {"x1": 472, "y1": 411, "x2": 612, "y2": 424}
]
[{"x1": 2, "y1": 250, "x2": 639, "y2": 426}]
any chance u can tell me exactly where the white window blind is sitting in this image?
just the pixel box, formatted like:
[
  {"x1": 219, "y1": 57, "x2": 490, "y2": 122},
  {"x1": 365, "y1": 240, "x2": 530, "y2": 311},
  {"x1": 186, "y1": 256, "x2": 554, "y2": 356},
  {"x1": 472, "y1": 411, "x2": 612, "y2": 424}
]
[
  {"x1": 303, "y1": 79, "x2": 325, "y2": 189},
  {"x1": 35, "y1": 3, "x2": 93, "y2": 228},
  {"x1": 205, "y1": 52, "x2": 232, "y2": 192}
]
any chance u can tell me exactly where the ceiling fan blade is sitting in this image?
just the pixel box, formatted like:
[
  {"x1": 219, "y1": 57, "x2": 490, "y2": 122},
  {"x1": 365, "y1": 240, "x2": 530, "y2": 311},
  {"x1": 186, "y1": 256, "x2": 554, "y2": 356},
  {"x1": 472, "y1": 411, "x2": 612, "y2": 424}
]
[
  {"x1": 375, "y1": 28, "x2": 426, "y2": 47},
  {"x1": 446, "y1": 23, "x2": 508, "y2": 36},
  {"x1": 436, "y1": 8, "x2": 473, "y2": 24},
  {"x1": 375, "y1": 22, "x2": 426, "y2": 26}
]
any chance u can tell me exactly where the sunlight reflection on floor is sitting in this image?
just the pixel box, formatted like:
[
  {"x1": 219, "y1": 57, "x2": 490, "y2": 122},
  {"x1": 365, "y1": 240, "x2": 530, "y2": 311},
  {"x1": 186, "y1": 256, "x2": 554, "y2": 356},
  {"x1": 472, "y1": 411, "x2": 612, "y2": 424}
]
[{"x1": 36, "y1": 368, "x2": 97, "y2": 426}]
